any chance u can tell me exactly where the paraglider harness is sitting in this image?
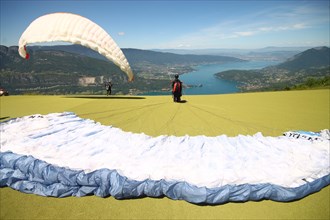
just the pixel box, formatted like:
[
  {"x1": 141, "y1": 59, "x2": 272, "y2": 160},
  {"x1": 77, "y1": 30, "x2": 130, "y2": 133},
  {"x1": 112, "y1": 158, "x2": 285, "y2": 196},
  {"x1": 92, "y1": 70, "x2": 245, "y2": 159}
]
[{"x1": 172, "y1": 79, "x2": 182, "y2": 102}]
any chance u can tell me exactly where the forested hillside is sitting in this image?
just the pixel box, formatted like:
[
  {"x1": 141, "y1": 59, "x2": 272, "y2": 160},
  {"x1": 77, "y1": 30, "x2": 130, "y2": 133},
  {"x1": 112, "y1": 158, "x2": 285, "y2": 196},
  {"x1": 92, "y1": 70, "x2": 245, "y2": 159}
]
[{"x1": 0, "y1": 45, "x2": 243, "y2": 95}]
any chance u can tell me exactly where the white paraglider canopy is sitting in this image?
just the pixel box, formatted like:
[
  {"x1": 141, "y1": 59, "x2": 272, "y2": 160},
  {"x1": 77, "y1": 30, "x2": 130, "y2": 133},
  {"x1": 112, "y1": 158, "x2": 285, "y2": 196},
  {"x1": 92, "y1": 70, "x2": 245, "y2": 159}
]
[{"x1": 18, "y1": 12, "x2": 134, "y2": 81}]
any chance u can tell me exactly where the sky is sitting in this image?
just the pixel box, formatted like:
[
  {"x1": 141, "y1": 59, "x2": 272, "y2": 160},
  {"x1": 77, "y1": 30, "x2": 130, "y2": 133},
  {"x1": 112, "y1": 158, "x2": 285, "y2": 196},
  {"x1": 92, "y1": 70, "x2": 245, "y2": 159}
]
[{"x1": 0, "y1": 0, "x2": 329, "y2": 49}]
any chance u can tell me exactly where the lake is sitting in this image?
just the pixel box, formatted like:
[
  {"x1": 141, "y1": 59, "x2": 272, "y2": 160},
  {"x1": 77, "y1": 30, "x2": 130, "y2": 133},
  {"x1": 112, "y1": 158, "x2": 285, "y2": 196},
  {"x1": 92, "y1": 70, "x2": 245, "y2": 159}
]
[{"x1": 143, "y1": 60, "x2": 280, "y2": 95}]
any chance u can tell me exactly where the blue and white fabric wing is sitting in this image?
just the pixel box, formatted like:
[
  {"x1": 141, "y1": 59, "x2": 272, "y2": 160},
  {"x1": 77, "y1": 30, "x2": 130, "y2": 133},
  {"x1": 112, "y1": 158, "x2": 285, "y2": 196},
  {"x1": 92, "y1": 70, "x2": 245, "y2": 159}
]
[{"x1": 1, "y1": 112, "x2": 329, "y2": 204}]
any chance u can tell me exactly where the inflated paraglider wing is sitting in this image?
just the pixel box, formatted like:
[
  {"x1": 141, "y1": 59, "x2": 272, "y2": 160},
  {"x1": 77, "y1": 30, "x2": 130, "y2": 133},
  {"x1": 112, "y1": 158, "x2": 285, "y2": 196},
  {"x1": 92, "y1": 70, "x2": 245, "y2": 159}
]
[{"x1": 18, "y1": 12, "x2": 134, "y2": 81}]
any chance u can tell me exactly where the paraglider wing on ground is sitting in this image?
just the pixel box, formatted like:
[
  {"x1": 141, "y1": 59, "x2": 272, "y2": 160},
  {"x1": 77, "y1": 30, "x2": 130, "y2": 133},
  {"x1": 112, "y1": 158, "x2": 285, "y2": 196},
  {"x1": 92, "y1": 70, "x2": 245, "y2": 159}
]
[{"x1": 0, "y1": 112, "x2": 329, "y2": 204}]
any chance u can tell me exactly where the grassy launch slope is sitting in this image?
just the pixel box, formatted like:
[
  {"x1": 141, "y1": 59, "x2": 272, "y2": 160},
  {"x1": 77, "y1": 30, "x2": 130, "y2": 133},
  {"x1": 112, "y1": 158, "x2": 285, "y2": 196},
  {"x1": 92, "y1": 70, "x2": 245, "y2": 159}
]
[{"x1": 0, "y1": 89, "x2": 329, "y2": 219}]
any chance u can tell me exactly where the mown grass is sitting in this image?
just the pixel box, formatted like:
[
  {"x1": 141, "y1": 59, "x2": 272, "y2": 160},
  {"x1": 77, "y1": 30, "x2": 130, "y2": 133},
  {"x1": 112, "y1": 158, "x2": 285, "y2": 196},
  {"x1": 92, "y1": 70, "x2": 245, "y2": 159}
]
[{"x1": 0, "y1": 89, "x2": 329, "y2": 219}]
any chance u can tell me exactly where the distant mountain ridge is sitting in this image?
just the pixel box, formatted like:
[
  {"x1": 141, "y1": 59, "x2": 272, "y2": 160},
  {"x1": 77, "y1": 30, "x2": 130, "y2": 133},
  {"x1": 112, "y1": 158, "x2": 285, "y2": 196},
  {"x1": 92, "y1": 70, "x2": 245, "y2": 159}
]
[
  {"x1": 153, "y1": 46, "x2": 311, "y2": 61},
  {"x1": 0, "y1": 44, "x2": 243, "y2": 95},
  {"x1": 153, "y1": 46, "x2": 310, "y2": 55},
  {"x1": 277, "y1": 46, "x2": 330, "y2": 70},
  {"x1": 1, "y1": 45, "x2": 329, "y2": 94},
  {"x1": 0, "y1": 44, "x2": 244, "y2": 76},
  {"x1": 22, "y1": 45, "x2": 244, "y2": 66},
  {"x1": 216, "y1": 46, "x2": 330, "y2": 92}
]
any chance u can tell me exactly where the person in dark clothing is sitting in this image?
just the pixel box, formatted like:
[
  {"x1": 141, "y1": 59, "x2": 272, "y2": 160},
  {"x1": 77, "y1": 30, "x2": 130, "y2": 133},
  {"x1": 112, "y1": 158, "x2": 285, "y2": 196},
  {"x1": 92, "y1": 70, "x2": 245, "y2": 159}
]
[
  {"x1": 105, "y1": 81, "x2": 112, "y2": 96},
  {"x1": 171, "y1": 74, "x2": 182, "y2": 102}
]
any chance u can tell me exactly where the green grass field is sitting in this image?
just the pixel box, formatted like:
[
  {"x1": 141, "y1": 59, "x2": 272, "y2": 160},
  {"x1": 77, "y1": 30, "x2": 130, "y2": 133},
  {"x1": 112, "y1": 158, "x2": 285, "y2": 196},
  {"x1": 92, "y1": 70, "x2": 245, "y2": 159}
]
[{"x1": 0, "y1": 89, "x2": 329, "y2": 219}]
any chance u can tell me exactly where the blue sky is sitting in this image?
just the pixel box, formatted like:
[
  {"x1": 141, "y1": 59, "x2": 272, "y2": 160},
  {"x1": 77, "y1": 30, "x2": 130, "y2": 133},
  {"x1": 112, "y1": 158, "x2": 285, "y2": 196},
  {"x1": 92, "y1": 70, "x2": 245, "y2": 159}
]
[{"x1": 1, "y1": 0, "x2": 329, "y2": 49}]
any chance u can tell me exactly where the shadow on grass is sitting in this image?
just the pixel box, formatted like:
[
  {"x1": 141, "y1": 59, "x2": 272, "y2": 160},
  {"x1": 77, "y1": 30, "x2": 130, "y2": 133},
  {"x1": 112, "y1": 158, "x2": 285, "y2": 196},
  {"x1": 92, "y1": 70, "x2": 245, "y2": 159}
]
[
  {"x1": 0, "y1": 116, "x2": 10, "y2": 121},
  {"x1": 174, "y1": 100, "x2": 188, "y2": 103},
  {"x1": 64, "y1": 96, "x2": 146, "y2": 100}
]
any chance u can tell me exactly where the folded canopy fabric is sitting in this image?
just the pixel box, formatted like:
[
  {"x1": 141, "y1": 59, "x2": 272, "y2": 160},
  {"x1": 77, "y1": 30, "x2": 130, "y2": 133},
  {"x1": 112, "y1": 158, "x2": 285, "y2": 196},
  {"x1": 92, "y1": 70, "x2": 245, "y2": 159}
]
[{"x1": 1, "y1": 112, "x2": 329, "y2": 204}]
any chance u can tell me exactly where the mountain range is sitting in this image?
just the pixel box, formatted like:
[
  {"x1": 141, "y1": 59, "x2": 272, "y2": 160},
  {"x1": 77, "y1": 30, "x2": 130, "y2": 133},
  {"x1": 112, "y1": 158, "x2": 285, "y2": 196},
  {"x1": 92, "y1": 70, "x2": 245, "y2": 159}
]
[
  {"x1": 277, "y1": 46, "x2": 330, "y2": 70},
  {"x1": 0, "y1": 45, "x2": 243, "y2": 95},
  {"x1": 19, "y1": 45, "x2": 243, "y2": 66},
  {"x1": 153, "y1": 46, "x2": 311, "y2": 61},
  {"x1": 216, "y1": 46, "x2": 330, "y2": 91},
  {"x1": 0, "y1": 45, "x2": 329, "y2": 94}
]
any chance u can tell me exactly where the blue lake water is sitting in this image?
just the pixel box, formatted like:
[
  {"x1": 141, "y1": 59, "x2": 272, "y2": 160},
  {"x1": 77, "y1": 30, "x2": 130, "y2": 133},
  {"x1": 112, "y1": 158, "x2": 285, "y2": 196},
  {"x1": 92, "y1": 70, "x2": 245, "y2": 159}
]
[{"x1": 143, "y1": 60, "x2": 280, "y2": 95}]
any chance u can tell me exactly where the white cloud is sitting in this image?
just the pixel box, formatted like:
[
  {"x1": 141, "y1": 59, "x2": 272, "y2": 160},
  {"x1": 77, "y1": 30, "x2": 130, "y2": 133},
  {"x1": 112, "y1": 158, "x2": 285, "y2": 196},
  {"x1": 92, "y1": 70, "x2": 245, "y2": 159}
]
[
  {"x1": 177, "y1": 44, "x2": 191, "y2": 48},
  {"x1": 258, "y1": 27, "x2": 273, "y2": 32},
  {"x1": 158, "y1": 3, "x2": 325, "y2": 49},
  {"x1": 257, "y1": 23, "x2": 308, "y2": 32},
  {"x1": 167, "y1": 22, "x2": 309, "y2": 48},
  {"x1": 118, "y1": 32, "x2": 125, "y2": 36},
  {"x1": 235, "y1": 31, "x2": 255, "y2": 37},
  {"x1": 292, "y1": 23, "x2": 308, "y2": 30}
]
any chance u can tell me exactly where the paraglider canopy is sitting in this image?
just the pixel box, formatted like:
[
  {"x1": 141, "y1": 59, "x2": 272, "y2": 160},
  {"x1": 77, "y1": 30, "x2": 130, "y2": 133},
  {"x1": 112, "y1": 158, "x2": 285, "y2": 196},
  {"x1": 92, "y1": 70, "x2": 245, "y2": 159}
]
[{"x1": 18, "y1": 12, "x2": 134, "y2": 81}]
